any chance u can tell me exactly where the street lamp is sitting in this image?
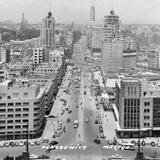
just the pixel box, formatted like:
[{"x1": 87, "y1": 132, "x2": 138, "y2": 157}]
[{"x1": 135, "y1": 122, "x2": 144, "y2": 160}]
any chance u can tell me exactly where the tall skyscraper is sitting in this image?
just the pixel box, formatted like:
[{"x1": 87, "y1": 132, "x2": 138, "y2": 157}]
[
  {"x1": 101, "y1": 10, "x2": 123, "y2": 77},
  {"x1": 39, "y1": 12, "x2": 55, "y2": 49},
  {"x1": 90, "y1": 5, "x2": 95, "y2": 22}
]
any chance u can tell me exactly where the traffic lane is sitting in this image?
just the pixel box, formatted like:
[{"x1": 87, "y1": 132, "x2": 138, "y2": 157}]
[{"x1": 54, "y1": 86, "x2": 80, "y2": 145}]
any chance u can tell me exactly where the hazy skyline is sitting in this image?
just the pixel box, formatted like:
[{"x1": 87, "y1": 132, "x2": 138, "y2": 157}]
[{"x1": 0, "y1": 0, "x2": 160, "y2": 24}]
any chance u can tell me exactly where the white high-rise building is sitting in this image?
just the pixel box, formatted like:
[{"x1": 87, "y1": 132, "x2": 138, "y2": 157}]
[
  {"x1": 102, "y1": 10, "x2": 123, "y2": 77},
  {"x1": 39, "y1": 12, "x2": 55, "y2": 49},
  {"x1": 33, "y1": 47, "x2": 46, "y2": 64}
]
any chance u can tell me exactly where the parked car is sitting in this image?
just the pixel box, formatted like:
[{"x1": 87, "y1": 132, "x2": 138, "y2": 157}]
[
  {"x1": 9, "y1": 141, "x2": 15, "y2": 147},
  {"x1": 93, "y1": 139, "x2": 101, "y2": 144},
  {"x1": 66, "y1": 118, "x2": 71, "y2": 123},
  {"x1": 68, "y1": 110, "x2": 72, "y2": 114},
  {"x1": 4, "y1": 142, "x2": 9, "y2": 147},
  {"x1": 19, "y1": 141, "x2": 24, "y2": 146}
]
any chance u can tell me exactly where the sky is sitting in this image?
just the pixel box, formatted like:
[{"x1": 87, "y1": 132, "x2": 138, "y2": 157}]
[{"x1": 0, "y1": 0, "x2": 160, "y2": 24}]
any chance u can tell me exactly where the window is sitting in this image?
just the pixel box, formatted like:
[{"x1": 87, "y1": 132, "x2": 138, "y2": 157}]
[
  {"x1": 7, "y1": 120, "x2": 13, "y2": 123},
  {"x1": 23, "y1": 114, "x2": 29, "y2": 117},
  {"x1": 7, "y1": 126, "x2": 13, "y2": 129},
  {"x1": 0, "y1": 103, "x2": 6, "y2": 106},
  {"x1": 144, "y1": 102, "x2": 150, "y2": 106},
  {"x1": 15, "y1": 125, "x2": 21, "y2": 129},
  {"x1": 0, "y1": 120, "x2": 5, "y2": 124},
  {"x1": 12, "y1": 93, "x2": 19, "y2": 98},
  {"x1": 8, "y1": 108, "x2": 13, "y2": 112},
  {"x1": 23, "y1": 125, "x2": 27, "y2": 128},
  {"x1": 15, "y1": 114, "x2": 21, "y2": 117},
  {"x1": 23, "y1": 92, "x2": 28, "y2": 97},
  {"x1": 23, "y1": 102, "x2": 29, "y2": 106},
  {"x1": 15, "y1": 102, "x2": 21, "y2": 106},
  {"x1": 34, "y1": 101, "x2": 40, "y2": 105},
  {"x1": 15, "y1": 108, "x2": 21, "y2": 112},
  {"x1": 23, "y1": 108, "x2": 29, "y2": 111},
  {"x1": 23, "y1": 119, "x2": 28, "y2": 123},
  {"x1": 15, "y1": 120, "x2": 21, "y2": 123},
  {"x1": 8, "y1": 114, "x2": 13, "y2": 118},
  {"x1": 0, "y1": 126, "x2": 5, "y2": 129},
  {"x1": 0, "y1": 109, "x2": 6, "y2": 112}
]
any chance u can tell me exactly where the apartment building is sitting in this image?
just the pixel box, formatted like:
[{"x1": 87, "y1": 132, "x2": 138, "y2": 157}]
[{"x1": 0, "y1": 79, "x2": 46, "y2": 140}]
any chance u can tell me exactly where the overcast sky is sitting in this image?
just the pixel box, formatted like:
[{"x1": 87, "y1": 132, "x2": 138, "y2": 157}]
[{"x1": 0, "y1": 0, "x2": 160, "y2": 24}]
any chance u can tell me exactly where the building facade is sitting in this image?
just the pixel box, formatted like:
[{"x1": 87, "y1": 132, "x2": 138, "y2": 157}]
[
  {"x1": 0, "y1": 79, "x2": 46, "y2": 140},
  {"x1": 33, "y1": 47, "x2": 46, "y2": 64},
  {"x1": 148, "y1": 49, "x2": 160, "y2": 70},
  {"x1": 101, "y1": 10, "x2": 123, "y2": 77},
  {"x1": 39, "y1": 12, "x2": 55, "y2": 49}
]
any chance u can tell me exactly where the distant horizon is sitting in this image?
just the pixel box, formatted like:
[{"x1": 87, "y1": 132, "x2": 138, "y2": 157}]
[{"x1": 0, "y1": 0, "x2": 160, "y2": 25}]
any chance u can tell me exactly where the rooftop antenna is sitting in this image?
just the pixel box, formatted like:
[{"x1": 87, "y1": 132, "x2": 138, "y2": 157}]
[{"x1": 111, "y1": 0, "x2": 115, "y2": 11}]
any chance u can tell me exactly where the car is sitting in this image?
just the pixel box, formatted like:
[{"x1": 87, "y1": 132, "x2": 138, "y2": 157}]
[
  {"x1": 68, "y1": 110, "x2": 72, "y2": 114},
  {"x1": 9, "y1": 141, "x2": 15, "y2": 147},
  {"x1": 99, "y1": 133, "x2": 105, "y2": 139},
  {"x1": 85, "y1": 118, "x2": 89, "y2": 123},
  {"x1": 4, "y1": 142, "x2": 9, "y2": 147},
  {"x1": 48, "y1": 115, "x2": 56, "y2": 118},
  {"x1": 42, "y1": 139, "x2": 49, "y2": 144},
  {"x1": 0, "y1": 142, "x2": 4, "y2": 147},
  {"x1": 30, "y1": 141, "x2": 35, "y2": 146},
  {"x1": 95, "y1": 119, "x2": 98, "y2": 124},
  {"x1": 19, "y1": 141, "x2": 24, "y2": 146},
  {"x1": 30, "y1": 154, "x2": 38, "y2": 159},
  {"x1": 93, "y1": 139, "x2": 101, "y2": 144},
  {"x1": 99, "y1": 126, "x2": 103, "y2": 133},
  {"x1": 55, "y1": 131, "x2": 61, "y2": 137},
  {"x1": 34, "y1": 140, "x2": 40, "y2": 146},
  {"x1": 66, "y1": 118, "x2": 71, "y2": 123}
]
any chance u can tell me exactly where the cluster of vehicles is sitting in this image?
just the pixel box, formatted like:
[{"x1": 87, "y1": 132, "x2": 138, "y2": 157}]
[{"x1": 0, "y1": 139, "x2": 41, "y2": 148}]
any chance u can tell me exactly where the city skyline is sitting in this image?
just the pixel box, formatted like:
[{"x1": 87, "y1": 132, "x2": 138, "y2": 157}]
[{"x1": 0, "y1": 0, "x2": 160, "y2": 24}]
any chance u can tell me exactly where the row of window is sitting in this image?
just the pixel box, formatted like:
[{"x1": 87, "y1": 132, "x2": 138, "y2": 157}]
[
  {"x1": 144, "y1": 115, "x2": 150, "y2": 119},
  {"x1": 0, "y1": 119, "x2": 28, "y2": 124},
  {"x1": 0, "y1": 125, "x2": 28, "y2": 129},
  {"x1": 144, "y1": 109, "x2": 150, "y2": 113},
  {"x1": 124, "y1": 121, "x2": 139, "y2": 128},
  {"x1": 0, "y1": 114, "x2": 29, "y2": 118},
  {"x1": 0, "y1": 102, "x2": 29, "y2": 107},
  {"x1": 144, "y1": 102, "x2": 150, "y2": 106},
  {"x1": 0, "y1": 108, "x2": 29, "y2": 112},
  {"x1": 124, "y1": 99, "x2": 140, "y2": 107},
  {"x1": 144, "y1": 123, "x2": 150, "y2": 127}
]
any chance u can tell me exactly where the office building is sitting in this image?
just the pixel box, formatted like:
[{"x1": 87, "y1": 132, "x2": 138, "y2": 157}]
[
  {"x1": 102, "y1": 40, "x2": 123, "y2": 76},
  {"x1": 90, "y1": 5, "x2": 95, "y2": 22},
  {"x1": 148, "y1": 48, "x2": 160, "y2": 70},
  {"x1": 91, "y1": 27, "x2": 103, "y2": 52},
  {"x1": 39, "y1": 12, "x2": 55, "y2": 49},
  {"x1": 0, "y1": 79, "x2": 46, "y2": 140},
  {"x1": 101, "y1": 10, "x2": 123, "y2": 77},
  {"x1": 0, "y1": 47, "x2": 10, "y2": 63},
  {"x1": 33, "y1": 47, "x2": 49, "y2": 64},
  {"x1": 115, "y1": 77, "x2": 160, "y2": 138}
]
